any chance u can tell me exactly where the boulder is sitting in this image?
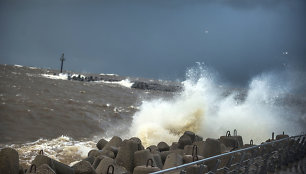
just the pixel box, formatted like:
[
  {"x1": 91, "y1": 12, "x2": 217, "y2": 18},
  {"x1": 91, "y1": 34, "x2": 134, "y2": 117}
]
[
  {"x1": 194, "y1": 135, "x2": 203, "y2": 142},
  {"x1": 183, "y1": 131, "x2": 196, "y2": 143},
  {"x1": 103, "y1": 136, "x2": 122, "y2": 149},
  {"x1": 131, "y1": 81, "x2": 182, "y2": 92},
  {"x1": 97, "y1": 139, "x2": 108, "y2": 150},
  {"x1": 25, "y1": 164, "x2": 37, "y2": 174},
  {"x1": 192, "y1": 141, "x2": 205, "y2": 157},
  {"x1": 96, "y1": 157, "x2": 128, "y2": 174},
  {"x1": 130, "y1": 137, "x2": 144, "y2": 150},
  {"x1": 129, "y1": 137, "x2": 142, "y2": 145},
  {"x1": 102, "y1": 146, "x2": 119, "y2": 157},
  {"x1": 88, "y1": 149, "x2": 115, "y2": 159},
  {"x1": 160, "y1": 151, "x2": 171, "y2": 165},
  {"x1": 83, "y1": 156, "x2": 95, "y2": 165},
  {"x1": 72, "y1": 160, "x2": 96, "y2": 174},
  {"x1": 204, "y1": 138, "x2": 223, "y2": 171},
  {"x1": 219, "y1": 130, "x2": 243, "y2": 149},
  {"x1": 185, "y1": 164, "x2": 208, "y2": 174},
  {"x1": 115, "y1": 139, "x2": 139, "y2": 173},
  {"x1": 133, "y1": 166, "x2": 160, "y2": 174},
  {"x1": 101, "y1": 150, "x2": 115, "y2": 159},
  {"x1": 182, "y1": 145, "x2": 204, "y2": 164},
  {"x1": 202, "y1": 138, "x2": 221, "y2": 158},
  {"x1": 220, "y1": 142, "x2": 233, "y2": 154},
  {"x1": 243, "y1": 140, "x2": 255, "y2": 148},
  {"x1": 183, "y1": 145, "x2": 194, "y2": 155},
  {"x1": 183, "y1": 155, "x2": 204, "y2": 164},
  {"x1": 169, "y1": 142, "x2": 179, "y2": 151},
  {"x1": 36, "y1": 164, "x2": 56, "y2": 174},
  {"x1": 88, "y1": 150, "x2": 101, "y2": 157},
  {"x1": 152, "y1": 153, "x2": 163, "y2": 169},
  {"x1": 133, "y1": 159, "x2": 160, "y2": 174},
  {"x1": 92, "y1": 155, "x2": 106, "y2": 169},
  {"x1": 0, "y1": 148, "x2": 19, "y2": 174},
  {"x1": 146, "y1": 145, "x2": 159, "y2": 153},
  {"x1": 32, "y1": 155, "x2": 74, "y2": 174},
  {"x1": 31, "y1": 155, "x2": 55, "y2": 171},
  {"x1": 178, "y1": 134, "x2": 192, "y2": 149},
  {"x1": 157, "y1": 142, "x2": 170, "y2": 152},
  {"x1": 163, "y1": 153, "x2": 183, "y2": 170},
  {"x1": 276, "y1": 134, "x2": 289, "y2": 140},
  {"x1": 19, "y1": 166, "x2": 24, "y2": 174},
  {"x1": 134, "y1": 150, "x2": 154, "y2": 167},
  {"x1": 169, "y1": 149, "x2": 184, "y2": 156},
  {"x1": 131, "y1": 82, "x2": 149, "y2": 90}
]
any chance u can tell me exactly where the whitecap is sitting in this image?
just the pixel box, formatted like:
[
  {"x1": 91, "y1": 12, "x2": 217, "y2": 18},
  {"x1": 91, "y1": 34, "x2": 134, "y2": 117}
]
[
  {"x1": 7, "y1": 135, "x2": 95, "y2": 167},
  {"x1": 96, "y1": 79, "x2": 133, "y2": 88},
  {"x1": 29, "y1": 67, "x2": 38, "y2": 70},
  {"x1": 129, "y1": 63, "x2": 306, "y2": 147},
  {"x1": 41, "y1": 73, "x2": 68, "y2": 80},
  {"x1": 99, "y1": 73, "x2": 119, "y2": 76}
]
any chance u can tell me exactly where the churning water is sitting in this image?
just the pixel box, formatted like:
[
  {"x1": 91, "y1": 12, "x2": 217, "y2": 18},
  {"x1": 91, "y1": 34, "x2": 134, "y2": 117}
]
[
  {"x1": 0, "y1": 63, "x2": 305, "y2": 168},
  {"x1": 130, "y1": 63, "x2": 306, "y2": 146}
]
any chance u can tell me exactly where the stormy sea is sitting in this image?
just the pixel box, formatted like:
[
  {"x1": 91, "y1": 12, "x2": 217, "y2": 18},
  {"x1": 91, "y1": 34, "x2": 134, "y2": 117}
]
[{"x1": 0, "y1": 63, "x2": 305, "y2": 168}]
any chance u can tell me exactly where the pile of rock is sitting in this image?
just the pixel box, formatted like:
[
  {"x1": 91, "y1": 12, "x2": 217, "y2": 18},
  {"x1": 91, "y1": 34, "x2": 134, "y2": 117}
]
[
  {"x1": 68, "y1": 74, "x2": 122, "y2": 82},
  {"x1": 131, "y1": 81, "x2": 182, "y2": 92},
  {"x1": 0, "y1": 131, "x2": 290, "y2": 174}
]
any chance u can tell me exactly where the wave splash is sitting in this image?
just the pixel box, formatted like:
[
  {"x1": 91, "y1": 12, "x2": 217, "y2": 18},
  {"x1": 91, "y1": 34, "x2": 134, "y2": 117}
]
[
  {"x1": 129, "y1": 64, "x2": 305, "y2": 147},
  {"x1": 6, "y1": 136, "x2": 95, "y2": 167}
]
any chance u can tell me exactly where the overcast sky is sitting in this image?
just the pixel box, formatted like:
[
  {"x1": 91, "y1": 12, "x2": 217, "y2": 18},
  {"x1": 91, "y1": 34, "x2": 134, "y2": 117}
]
[{"x1": 0, "y1": 0, "x2": 305, "y2": 86}]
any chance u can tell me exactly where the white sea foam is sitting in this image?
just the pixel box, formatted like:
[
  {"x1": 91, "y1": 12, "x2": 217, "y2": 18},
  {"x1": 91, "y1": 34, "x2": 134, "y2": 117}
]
[
  {"x1": 14, "y1": 64, "x2": 23, "y2": 68},
  {"x1": 71, "y1": 74, "x2": 86, "y2": 79},
  {"x1": 99, "y1": 73, "x2": 119, "y2": 76},
  {"x1": 41, "y1": 73, "x2": 68, "y2": 80},
  {"x1": 129, "y1": 105, "x2": 139, "y2": 110},
  {"x1": 29, "y1": 66, "x2": 38, "y2": 70},
  {"x1": 129, "y1": 64, "x2": 306, "y2": 147},
  {"x1": 113, "y1": 107, "x2": 125, "y2": 113},
  {"x1": 97, "y1": 79, "x2": 134, "y2": 88},
  {"x1": 7, "y1": 136, "x2": 95, "y2": 167}
]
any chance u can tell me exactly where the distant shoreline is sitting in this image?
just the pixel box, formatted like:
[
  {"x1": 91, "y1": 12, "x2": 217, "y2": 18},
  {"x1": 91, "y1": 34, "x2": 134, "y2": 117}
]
[{"x1": 6, "y1": 64, "x2": 183, "y2": 92}]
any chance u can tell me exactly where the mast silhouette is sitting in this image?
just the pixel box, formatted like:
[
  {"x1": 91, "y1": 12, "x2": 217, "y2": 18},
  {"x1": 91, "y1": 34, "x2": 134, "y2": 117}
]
[{"x1": 60, "y1": 53, "x2": 65, "y2": 73}]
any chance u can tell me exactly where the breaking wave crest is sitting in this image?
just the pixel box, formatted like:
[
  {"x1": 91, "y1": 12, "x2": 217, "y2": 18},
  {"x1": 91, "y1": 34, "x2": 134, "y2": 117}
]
[
  {"x1": 129, "y1": 64, "x2": 306, "y2": 147},
  {"x1": 6, "y1": 136, "x2": 95, "y2": 167}
]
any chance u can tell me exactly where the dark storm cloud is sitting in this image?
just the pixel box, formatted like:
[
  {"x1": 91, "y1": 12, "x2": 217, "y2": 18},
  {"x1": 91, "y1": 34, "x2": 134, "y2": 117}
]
[
  {"x1": 0, "y1": 0, "x2": 305, "y2": 86},
  {"x1": 221, "y1": 0, "x2": 285, "y2": 9}
]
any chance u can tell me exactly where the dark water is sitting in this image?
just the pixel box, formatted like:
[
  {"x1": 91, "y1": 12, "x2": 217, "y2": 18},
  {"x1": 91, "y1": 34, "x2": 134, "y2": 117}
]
[
  {"x1": 0, "y1": 64, "x2": 177, "y2": 167},
  {"x1": 0, "y1": 64, "x2": 174, "y2": 144},
  {"x1": 1, "y1": 64, "x2": 305, "y2": 168}
]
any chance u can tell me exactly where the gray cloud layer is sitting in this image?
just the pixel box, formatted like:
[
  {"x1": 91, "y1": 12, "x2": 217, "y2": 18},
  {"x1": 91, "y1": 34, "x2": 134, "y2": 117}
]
[{"x1": 0, "y1": 0, "x2": 305, "y2": 86}]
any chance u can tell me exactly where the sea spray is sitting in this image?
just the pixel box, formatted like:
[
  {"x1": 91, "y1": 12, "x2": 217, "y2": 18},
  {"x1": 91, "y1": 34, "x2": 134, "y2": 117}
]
[
  {"x1": 2, "y1": 64, "x2": 305, "y2": 167},
  {"x1": 129, "y1": 64, "x2": 222, "y2": 147},
  {"x1": 129, "y1": 64, "x2": 305, "y2": 147}
]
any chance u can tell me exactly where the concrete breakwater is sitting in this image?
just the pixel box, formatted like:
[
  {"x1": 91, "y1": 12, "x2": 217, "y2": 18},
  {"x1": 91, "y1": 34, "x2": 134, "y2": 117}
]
[
  {"x1": 0, "y1": 131, "x2": 305, "y2": 174},
  {"x1": 58, "y1": 72, "x2": 182, "y2": 92}
]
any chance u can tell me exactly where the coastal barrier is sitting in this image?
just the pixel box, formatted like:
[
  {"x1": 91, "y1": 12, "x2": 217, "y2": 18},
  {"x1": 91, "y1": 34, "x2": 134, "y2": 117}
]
[
  {"x1": 150, "y1": 133, "x2": 306, "y2": 174},
  {"x1": 0, "y1": 131, "x2": 305, "y2": 174}
]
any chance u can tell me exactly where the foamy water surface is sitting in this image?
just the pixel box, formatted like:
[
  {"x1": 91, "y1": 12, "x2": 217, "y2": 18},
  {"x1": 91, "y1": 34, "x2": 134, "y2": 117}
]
[
  {"x1": 40, "y1": 72, "x2": 133, "y2": 88},
  {"x1": 129, "y1": 64, "x2": 306, "y2": 146},
  {"x1": 1, "y1": 63, "x2": 306, "y2": 167},
  {"x1": 6, "y1": 136, "x2": 95, "y2": 167}
]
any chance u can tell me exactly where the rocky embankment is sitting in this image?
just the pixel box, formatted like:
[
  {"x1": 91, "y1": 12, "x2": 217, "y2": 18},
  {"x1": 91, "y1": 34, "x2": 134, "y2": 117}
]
[
  {"x1": 66, "y1": 73, "x2": 182, "y2": 92},
  {"x1": 131, "y1": 81, "x2": 181, "y2": 92},
  {"x1": 1, "y1": 131, "x2": 302, "y2": 174}
]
